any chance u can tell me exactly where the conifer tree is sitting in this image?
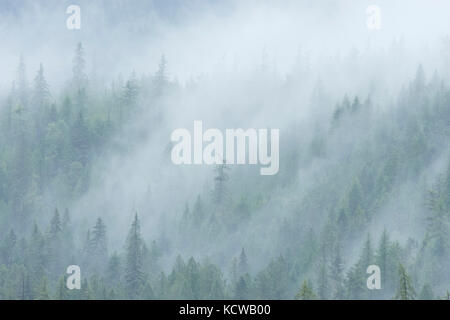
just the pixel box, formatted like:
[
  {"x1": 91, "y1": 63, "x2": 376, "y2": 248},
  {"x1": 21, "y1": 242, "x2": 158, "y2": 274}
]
[
  {"x1": 153, "y1": 54, "x2": 168, "y2": 96},
  {"x1": 295, "y1": 280, "x2": 316, "y2": 300},
  {"x1": 16, "y1": 55, "x2": 29, "y2": 110},
  {"x1": 73, "y1": 42, "x2": 87, "y2": 90},
  {"x1": 330, "y1": 244, "x2": 345, "y2": 299},
  {"x1": 418, "y1": 284, "x2": 434, "y2": 300},
  {"x1": 32, "y1": 63, "x2": 51, "y2": 114},
  {"x1": 56, "y1": 277, "x2": 69, "y2": 300},
  {"x1": 234, "y1": 275, "x2": 250, "y2": 299},
  {"x1": 212, "y1": 163, "x2": 230, "y2": 207},
  {"x1": 395, "y1": 264, "x2": 416, "y2": 300},
  {"x1": 125, "y1": 213, "x2": 145, "y2": 298},
  {"x1": 375, "y1": 229, "x2": 391, "y2": 293},
  {"x1": 36, "y1": 277, "x2": 50, "y2": 300},
  {"x1": 92, "y1": 218, "x2": 108, "y2": 259},
  {"x1": 238, "y1": 248, "x2": 249, "y2": 276}
]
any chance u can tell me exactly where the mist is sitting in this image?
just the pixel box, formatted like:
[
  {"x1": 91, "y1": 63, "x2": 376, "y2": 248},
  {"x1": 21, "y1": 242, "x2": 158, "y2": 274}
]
[{"x1": 0, "y1": 0, "x2": 449, "y2": 300}]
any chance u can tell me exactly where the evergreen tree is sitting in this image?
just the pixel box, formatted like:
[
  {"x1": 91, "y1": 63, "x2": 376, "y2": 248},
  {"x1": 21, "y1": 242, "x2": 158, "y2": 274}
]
[
  {"x1": 234, "y1": 275, "x2": 250, "y2": 299},
  {"x1": 49, "y1": 208, "x2": 62, "y2": 237},
  {"x1": 238, "y1": 248, "x2": 249, "y2": 276},
  {"x1": 375, "y1": 229, "x2": 392, "y2": 294},
  {"x1": 56, "y1": 276, "x2": 69, "y2": 300},
  {"x1": 395, "y1": 264, "x2": 416, "y2": 300},
  {"x1": 212, "y1": 163, "x2": 230, "y2": 207},
  {"x1": 32, "y1": 63, "x2": 51, "y2": 114},
  {"x1": 71, "y1": 111, "x2": 90, "y2": 166},
  {"x1": 329, "y1": 243, "x2": 345, "y2": 299},
  {"x1": 16, "y1": 55, "x2": 29, "y2": 110},
  {"x1": 36, "y1": 277, "x2": 50, "y2": 300},
  {"x1": 295, "y1": 280, "x2": 317, "y2": 300},
  {"x1": 153, "y1": 54, "x2": 168, "y2": 96},
  {"x1": 73, "y1": 42, "x2": 87, "y2": 90},
  {"x1": 106, "y1": 252, "x2": 122, "y2": 287},
  {"x1": 91, "y1": 217, "x2": 108, "y2": 268},
  {"x1": 120, "y1": 71, "x2": 139, "y2": 120},
  {"x1": 418, "y1": 284, "x2": 434, "y2": 300},
  {"x1": 125, "y1": 213, "x2": 145, "y2": 298}
]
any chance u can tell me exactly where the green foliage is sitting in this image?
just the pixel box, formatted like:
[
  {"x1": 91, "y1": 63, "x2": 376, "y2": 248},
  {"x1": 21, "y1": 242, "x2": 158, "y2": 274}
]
[
  {"x1": 394, "y1": 264, "x2": 416, "y2": 300},
  {"x1": 0, "y1": 44, "x2": 449, "y2": 300},
  {"x1": 295, "y1": 280, "x2": 317, "y2": 300}
]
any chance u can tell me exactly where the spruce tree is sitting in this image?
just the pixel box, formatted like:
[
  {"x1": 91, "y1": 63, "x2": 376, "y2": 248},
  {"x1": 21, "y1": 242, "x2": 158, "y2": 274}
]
[
  {"x1": 73, "y1": 42, "x2": 87, "y2": 90},
  {"x1": 238, "y1": 248, "x2": 249, "y2": 276},
  {"x1": 36, "y1": 277, "x2": 50, "y2": 300},
  {"x1": 295, "y1": 280, "x2": 317, "y2": 300},
  {"x1": 212, "y1": 163, "x2": 230, "y2": 207},
  {"x1": 125, "y1": 213, "x2": 145, "y2": 298},
  {"x1": 395, "y1": 264, "x2": 416, "y2": 300},
  {"x1": 32, "y1": 63, "x2": 51, "y2": 114},
  {"x1": 234, "y1": 275, "x2": 250, "y2": 299}
]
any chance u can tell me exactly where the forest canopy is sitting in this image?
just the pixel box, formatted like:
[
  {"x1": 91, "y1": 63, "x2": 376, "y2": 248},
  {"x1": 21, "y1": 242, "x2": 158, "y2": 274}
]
[{"x1": 0, "y1": 0, "x2": 449, "y2": 300}]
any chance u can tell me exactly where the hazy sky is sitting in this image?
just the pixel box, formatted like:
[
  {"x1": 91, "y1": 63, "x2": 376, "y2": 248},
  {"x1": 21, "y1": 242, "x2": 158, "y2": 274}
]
[{"x1": 1, "y1": 0, "x2": 450, "y2": 91}]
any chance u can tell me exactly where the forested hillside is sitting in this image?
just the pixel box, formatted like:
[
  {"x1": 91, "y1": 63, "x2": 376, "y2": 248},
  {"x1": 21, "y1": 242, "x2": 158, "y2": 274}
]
[
  {"x1": 0, "y1": 1, "x2": 450, "y2": 301},
  {"x1": 0, "y1": 41, "x2": 448, "y2": 300}
]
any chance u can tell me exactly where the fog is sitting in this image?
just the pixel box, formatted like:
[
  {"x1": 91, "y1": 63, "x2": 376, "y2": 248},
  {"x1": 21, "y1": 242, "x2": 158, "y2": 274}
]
[{"x1": 0, "y1": 0, "x2": 449, "y2": 299}]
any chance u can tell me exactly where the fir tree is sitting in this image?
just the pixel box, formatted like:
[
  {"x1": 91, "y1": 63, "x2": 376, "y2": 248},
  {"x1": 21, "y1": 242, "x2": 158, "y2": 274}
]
[
  {"x1": 212, "y1": 163, "x2": 230, "y2": 207},
  {"x1": 73, "y1": 42, "x2": 87, "y2": 90},
  {"x1": 395, "y1": 264, "x2": 416, "y2": 300},
  {"x1": 32, "y1": 63, "x2": 51, "y2": 114},
  {"x1": 36, "y1": 277, "x2": 50, "y2": 300},
  {"x1": 125, "y1": 213, "x2": 145, "y2": 298},
  {"x1": 295, "y1": 280, "x2": 317, "y2": 300}
]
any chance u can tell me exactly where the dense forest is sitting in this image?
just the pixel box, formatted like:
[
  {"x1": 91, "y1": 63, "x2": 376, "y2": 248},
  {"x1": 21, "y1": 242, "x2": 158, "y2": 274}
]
[
  {"x1": 1, "y1": 1, "x2": 450, "y2": 301},
  {"x1": 0, "y1": 40, "x2": 448, "y2": 300}
]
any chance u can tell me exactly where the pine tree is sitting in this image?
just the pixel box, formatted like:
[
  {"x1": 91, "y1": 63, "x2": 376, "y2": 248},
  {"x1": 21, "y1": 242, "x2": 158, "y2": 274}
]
[
  {"x1": 71, "y1": 111, "x2": 90, "y2": 166},
  {"x1": 125, "y1": 213, "x2": 145, "y2": 298},
  {"x1": 56, "y1": 276, "x2": 69, "y2": 300},
  {"x1": 394, "y1": 264, "x2": 416, "y2": 300},
  {"x1": 141, "y1": 281, "x2": 154, "y2": 299},
  {"x1": 330, "y1": 243, "x2": 345, "y2": 299},
  {"x1": 32, "y1": 63, "x2": 51, "y2": 114},
  {"x1": 16, "y1": 55, "x2": 29, "y2": 110},
  {"x1": 49, "y1": 208, "x2": 62, "y2": 237},
  {"x1": 21, "y1": 273, "x2": 33, "y2": 300},
  {"x1": 238, "y1": 248, "x2": 249, "y2": 276},
  {"x1": 234, "y1": 275, "x2": 250, "y2": 299},
  {"x1": 316, "y1": 259, "x2": 329, "y2": 299},
  {"x1": 61, "y1": 96, "x2": 73, "y2": 123},
  {"x1": 36, "y1": 277, "x2": 50, "y2": 300},
  {"x1": 212, "y1": 163, "x2": 230, "y2": 207},
  {"x1": 92, "y1": 218, "x2": 108, "y2": 259},
  {"x1": 295, "y1": 280, "x2": 316, "y2": 300},
  {"x1": 426, "y1": 178, "x2": 449, "y2": 257},
  {"x1": 10, "y1": 132, "x2": 32, "y2": 222},
  {"x1": 418, "y1": 284, "x2": 434, "y2": 300},
  {"x1": 375, "y1": 229, "x2": 391, "y2": 293},
  {"x1": 80, "y1": 278, "x2": 92, "y2": 299},
  {"x1": 153, "y1": 54, "x2": 168, "y2": 96},
  {"x1": 1, "y1": 230, "x2": 17, "y2": 266},
  {"x1": 120, "y1": 71, "x2": 139, "y2": 120},
  {"x1": 73, "y1": 42, "x2": 87, "y2": 90},
  {"x1": 106, "y1": 252, "x2": 122, "y2": 286},
  {"x1": 316, "y1": 244, "x2": 329, "y2": 300},
  {"x1": 192, "y1": 195, "x2": 205, "y2": 225}
]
